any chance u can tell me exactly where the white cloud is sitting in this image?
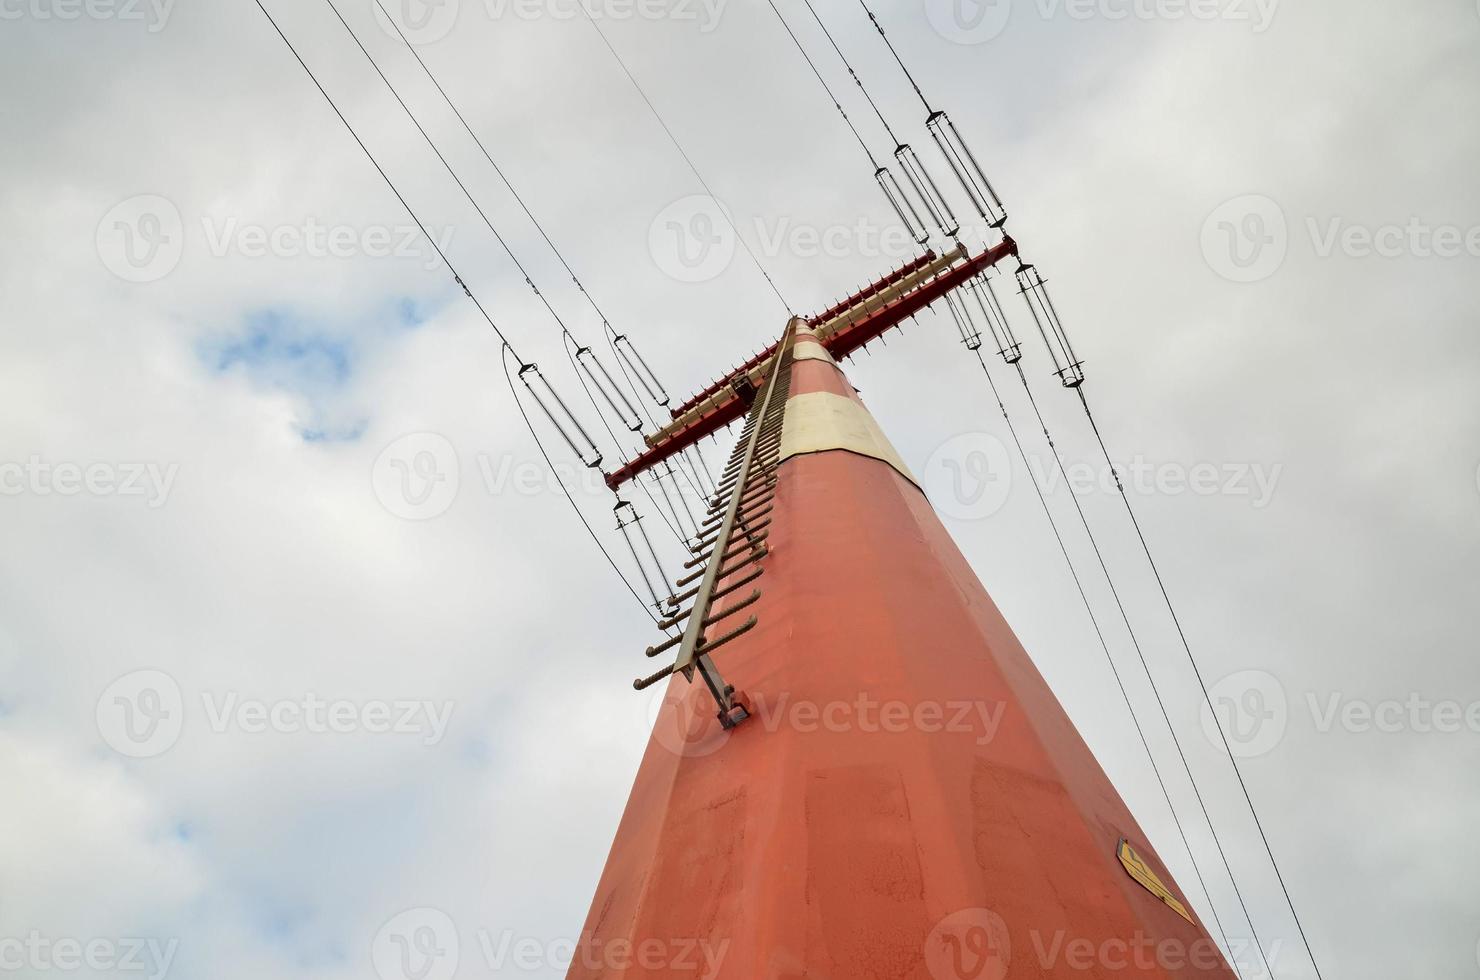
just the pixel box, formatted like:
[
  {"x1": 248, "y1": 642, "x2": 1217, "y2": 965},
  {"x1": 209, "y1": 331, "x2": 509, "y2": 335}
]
[{"x1": 2, "y1": 1, "x2": 1478, "y2": 978}]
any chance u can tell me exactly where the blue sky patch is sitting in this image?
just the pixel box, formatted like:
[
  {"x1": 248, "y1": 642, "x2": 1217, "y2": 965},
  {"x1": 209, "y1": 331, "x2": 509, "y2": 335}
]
[{"x1": 199, "y1": 298, "x2": 433, "y2": 443}]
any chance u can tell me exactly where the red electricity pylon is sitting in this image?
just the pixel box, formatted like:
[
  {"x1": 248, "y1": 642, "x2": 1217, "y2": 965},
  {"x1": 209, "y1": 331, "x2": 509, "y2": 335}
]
[{"x1": 576, "y1": 245, "x2": 1238, "y2": 980}]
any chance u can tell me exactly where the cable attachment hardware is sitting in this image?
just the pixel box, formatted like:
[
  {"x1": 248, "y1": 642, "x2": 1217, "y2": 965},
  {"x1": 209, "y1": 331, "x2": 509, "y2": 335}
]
[
  {"x1": 943, "y1": 290, "x2": 983, "y2": 351},
  {"x1": 611, "y1": 332, "x2": 672, "y2": 408},
  {"x1": 927, "y1": 110, "x2": 1008, "y2": 230},
  {"x1": 895, "y1": 142, "x2": 960, "y2": 242},
  {"x1": 967, "y1": 272, "x2": 1021, "y2": 364},
  {"x1": 614, "y1": 499, "x2": 674, "y2": 614},
  {"x1": 876, "y1": 165, "x2": 930, "y2": 247},
  {"x1": 517, "y1": 362, "x2": 605, "y2": 468},
  {"x1": 1015, "y1": 263, "x2": 1085, "y2": 388},
  {"x1": 575, "y1": 343, "x2": 644, "y2": 433}
]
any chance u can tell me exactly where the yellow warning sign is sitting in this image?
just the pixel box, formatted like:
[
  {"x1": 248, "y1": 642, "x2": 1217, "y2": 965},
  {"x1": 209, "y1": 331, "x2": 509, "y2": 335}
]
[{"x1": 1118, "y1": 839, "x2": 1194, "y2": 924}]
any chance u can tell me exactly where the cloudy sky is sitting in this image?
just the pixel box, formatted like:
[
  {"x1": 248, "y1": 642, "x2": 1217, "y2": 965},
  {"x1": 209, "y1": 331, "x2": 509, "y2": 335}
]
[{"x1": 2, "y1": 0, "x2": 1478, "y2": 977}]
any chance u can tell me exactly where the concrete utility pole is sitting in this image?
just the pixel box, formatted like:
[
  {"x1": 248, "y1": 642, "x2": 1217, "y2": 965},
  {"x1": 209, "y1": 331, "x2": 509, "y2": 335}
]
[{"x1": 576, "y1": 247, "x2": 1236, "y2": 980}]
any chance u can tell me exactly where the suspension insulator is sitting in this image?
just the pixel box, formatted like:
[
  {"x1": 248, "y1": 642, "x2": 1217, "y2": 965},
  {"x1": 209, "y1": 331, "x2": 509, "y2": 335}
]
[
  {"x1": 612, "y1": 333, "x2": 671, "y2": 408},
  {"x1": 967, "y1": 273, "x2": 1021, "y2": 364},
  {"x1": 1015, "y1": 263, "x2": 1085, "y2": 388},
  {"x1": 615, "y1": 499, "x2": 673, "y2": 613},
  {"x1": 518, "y1": 362, "x2": 605, "y2": 468},
  {"x1": 943, "y1": 289, "x2": 983, "y2": 351},
  {"x1": 927, "y1": 110, "x2": 1007, "y2": 230},
  {"x1": 895, "y1": 142, "x2": 960, "y2": 241},
  {"x1": 650, "y1": 459, "x2": 703, "y2": 549},
  {"x1": 576, "y1": 344, "x2": 644, "y2": 433},
  {"x1": 875, "y1": 165, "x2": 929, "y2": 247}
]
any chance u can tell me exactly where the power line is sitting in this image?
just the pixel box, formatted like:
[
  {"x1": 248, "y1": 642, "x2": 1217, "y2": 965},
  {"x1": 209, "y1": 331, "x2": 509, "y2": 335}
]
[
  {"x1": 968, "y1": 348, "x2": 1242, "y2": 975},
  {"x1": 758, "y1": 0, "x2": 947, "y2": 246},
  {"x1": 762, "y1": 0, "x2": 879, "y2": 168},
  {"x1": 854, "y1": 0, "x2": 935, "y2": 114},
  {"x1": 1008, "y1": 361, "x2": 1276, "y2": 979},
  {"x1": 248, "y1": 0, "x2": 521, "y2": 358},
  {"x1": 576, "y1": 8, "x2": 794, "y2": 315},
  {"x1": 249, "y1": 0, "x2": 661, "y2": 624},
  {"x1": 363, "y1": 0, "x2": 720, "y2": 537},
  {"x1": 322, "y1": 0, "x2": 715, "y2": 554},
  {"x1": 365, "y1": 0, "x2": 683, "y2": 432},
  {"x1": 320, "y1": 0, "x2": 579, "y2": 346},
  {"x1": 502, "y1": 345, "x2": 665, "y2": 626},
  {"x1": 1077, "y1": 385, "x2": 1326, "y2": 979},
  {"x1": 849, "y1": 0, "x2": 1318, "y2": 968},
  {"x1": 797, "y1": 0, "x2": 902, "y2": 147}
]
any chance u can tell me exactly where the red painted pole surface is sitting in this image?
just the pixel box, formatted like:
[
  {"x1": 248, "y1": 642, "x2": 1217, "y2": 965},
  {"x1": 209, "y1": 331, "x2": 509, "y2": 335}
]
[{"x1": 571, "y1": 348, "x2": 1237, "y2": 979}]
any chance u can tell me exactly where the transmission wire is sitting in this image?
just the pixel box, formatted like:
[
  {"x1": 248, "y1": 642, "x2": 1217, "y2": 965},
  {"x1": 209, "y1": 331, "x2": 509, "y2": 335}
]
[
  {"x1": 577, "y1": 7, "x2": 794, "y2": 315},
  {"x1": 1077, "y1": 385, "x2": 1325, "y2": 979},
  {"x1": 969, "y1": 349, "x2": 1241, "y2": 975},
  {"x1": 1010, "y1": 362, "x2": 1276, "y2": 979},
  {"x1": 249, "y1": 0, "x2": 661, "y2": 624}
]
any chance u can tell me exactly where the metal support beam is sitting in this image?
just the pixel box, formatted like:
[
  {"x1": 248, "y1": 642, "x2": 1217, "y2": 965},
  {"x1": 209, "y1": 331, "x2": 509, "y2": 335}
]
[{"x1": 604, "y1": 239, "x2": 1016, "y2": 490}]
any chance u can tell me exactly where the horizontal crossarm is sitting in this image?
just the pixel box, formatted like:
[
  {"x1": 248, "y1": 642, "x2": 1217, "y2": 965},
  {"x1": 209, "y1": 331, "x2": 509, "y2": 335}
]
[{"x1": 604, "y1": 239, "x2": 1017, "y2": 490}]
